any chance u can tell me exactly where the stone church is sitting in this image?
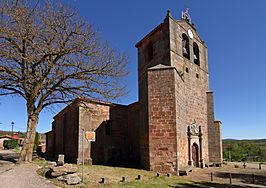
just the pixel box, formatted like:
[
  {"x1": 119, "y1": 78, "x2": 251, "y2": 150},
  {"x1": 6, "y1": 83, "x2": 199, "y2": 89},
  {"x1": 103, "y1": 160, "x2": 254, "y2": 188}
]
[{"x1": 46, "y1": 10, "x2": 222, "y2": 174}]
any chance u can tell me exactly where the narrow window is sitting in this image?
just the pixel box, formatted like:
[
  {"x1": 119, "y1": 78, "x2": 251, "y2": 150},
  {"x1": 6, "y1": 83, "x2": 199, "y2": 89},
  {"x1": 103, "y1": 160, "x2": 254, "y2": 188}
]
[
  {"x1": 186, "y1": 67, "x2": 189, "y2": 73},
  {"x1": 193, "y1": 42, "x2": 200, "y2": 66},
  {"x1": 105, "y1": 120, "x2": 111, "y2": 136},
  {"x1": 196, "y1": 73, "x2": 199, "y2": 78},
  {"x1": 63, "y1": 113, "x2": 67, "y2": 153},
  {"x1": 182, "y1": 34, "x2": 190, "y2": 60},
  {"x1": 147, "y1": 43, "x2": 154, "y2": 61}
]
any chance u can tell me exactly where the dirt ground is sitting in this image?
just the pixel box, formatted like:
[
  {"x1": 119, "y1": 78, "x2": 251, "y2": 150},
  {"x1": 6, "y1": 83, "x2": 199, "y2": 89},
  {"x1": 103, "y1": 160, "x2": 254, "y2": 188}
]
[
  {"x1": 0, "y1": 149, "x2": 17, "y2": 173},
  {"x1": 1, "y1": 149, "x2": 265, "y2": 188},
  {"x1": 181, "y1": 162, "x2": 266, "y2": 188},
  {"x1": 0, "y1": 150, "x2": 56, "y2": 188}
]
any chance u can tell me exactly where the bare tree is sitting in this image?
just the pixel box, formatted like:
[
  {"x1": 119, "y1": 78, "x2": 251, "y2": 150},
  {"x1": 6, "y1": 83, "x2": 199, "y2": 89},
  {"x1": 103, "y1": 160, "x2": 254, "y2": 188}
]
[{"x1": 0, "y1": 0, "x2": 127, "y2": 162}]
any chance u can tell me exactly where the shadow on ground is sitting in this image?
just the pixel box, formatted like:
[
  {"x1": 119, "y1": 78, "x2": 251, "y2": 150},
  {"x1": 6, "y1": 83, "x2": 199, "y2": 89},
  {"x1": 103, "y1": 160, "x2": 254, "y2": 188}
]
[
  {"x1": 0, "y1": 150, "x2": 19, "y2": 163},
  {"x1": 171, "y1": 181, "x2": 261, "y2": 188},
  {"x1": 214, "y1": 172, "x2": 266, "y2": 187}
]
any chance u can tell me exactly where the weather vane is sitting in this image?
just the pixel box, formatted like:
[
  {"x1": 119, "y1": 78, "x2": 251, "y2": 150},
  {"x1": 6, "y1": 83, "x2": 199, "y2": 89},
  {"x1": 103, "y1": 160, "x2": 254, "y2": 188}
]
[{"x1": 181, "y1": 8, "x2": 192, "y2": 24}]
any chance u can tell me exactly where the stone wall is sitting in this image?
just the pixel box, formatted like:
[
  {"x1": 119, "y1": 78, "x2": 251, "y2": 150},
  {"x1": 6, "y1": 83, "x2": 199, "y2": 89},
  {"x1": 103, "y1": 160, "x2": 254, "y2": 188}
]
[
  {"x1": 127, "y1": 102, "x2": 140, "y2": 164},
  {"x1": 46, "y1": 99, "x2": 141, "y2": 166},
  {"x1": 78, "y1": 101, "x2": 110, "y2": 163},
  {"x1": 136, "y1": 12, "x2": 171, "y2": 170},
  {"x1": 90, "y1": 102, "x2": 140, "y2": 165},
  {"x1": 91, "y1": 104, "x2": 128, "y2": 164},
  {"x1": 147, "y1": 65, "x2": 179, "y2": 173},
  {"x1": 207, "y1": 92, "x2": 223, "y2": 163},
  {"x1": 214, "y1": 121, "x2": 223, "y2": 163},
  {"x1": 45, "y1": 131, "x2": 54, "y2": 158},
  {"x1": 49, "y1": 102, "x2": 79, "y2": 162},
  {"x1": 168, "y1": 15, "x2": 210, "y2": 167}
]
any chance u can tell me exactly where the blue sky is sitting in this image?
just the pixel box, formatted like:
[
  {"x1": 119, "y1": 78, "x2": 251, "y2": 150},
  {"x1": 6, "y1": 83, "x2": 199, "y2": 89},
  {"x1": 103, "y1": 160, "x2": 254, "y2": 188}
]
[{"x1": 0, "y1": 0, "x2": 266, "y2": 139}]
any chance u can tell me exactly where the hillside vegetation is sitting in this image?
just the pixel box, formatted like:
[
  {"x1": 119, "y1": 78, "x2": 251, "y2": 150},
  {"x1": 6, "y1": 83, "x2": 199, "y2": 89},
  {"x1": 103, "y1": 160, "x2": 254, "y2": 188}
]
[{"x1": 223, "y1": 139, "x2": 266, "y2": 162}]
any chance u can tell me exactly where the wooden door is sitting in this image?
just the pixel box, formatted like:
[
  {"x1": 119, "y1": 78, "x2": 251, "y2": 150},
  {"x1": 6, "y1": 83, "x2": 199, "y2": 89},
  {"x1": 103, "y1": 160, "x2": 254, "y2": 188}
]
[{"x1": 192, "y1": 143, "x2": 199, "y2": 167}]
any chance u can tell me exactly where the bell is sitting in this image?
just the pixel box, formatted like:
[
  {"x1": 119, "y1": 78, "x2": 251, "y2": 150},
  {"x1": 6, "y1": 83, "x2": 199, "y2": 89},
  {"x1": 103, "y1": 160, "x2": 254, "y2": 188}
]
[
  {"x1": 194, "y1": 54, "x2": 198, "y2": 59},
  {"x1": 183, "y1": 47, "x2": 188, "y2": 55}
]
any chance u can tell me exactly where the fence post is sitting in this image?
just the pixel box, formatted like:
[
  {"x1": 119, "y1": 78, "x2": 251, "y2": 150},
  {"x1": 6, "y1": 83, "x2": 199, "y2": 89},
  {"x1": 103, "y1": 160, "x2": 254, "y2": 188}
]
[{"x1": 252, "y1": 174, "x2": 255, "y2": 184}]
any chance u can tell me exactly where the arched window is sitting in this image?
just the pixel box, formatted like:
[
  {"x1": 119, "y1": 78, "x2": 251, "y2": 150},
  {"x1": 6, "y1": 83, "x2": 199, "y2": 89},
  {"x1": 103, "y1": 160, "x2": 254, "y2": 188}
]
[
  {"x1": 147, "y1": 42, "x2": 154, "y2": 61},
  {"x1": 193, "y1": 42, "x2": 200, "y2": 66},
  {"x1": 182, "y1": 34, "x2": 190, "y2": 60}
]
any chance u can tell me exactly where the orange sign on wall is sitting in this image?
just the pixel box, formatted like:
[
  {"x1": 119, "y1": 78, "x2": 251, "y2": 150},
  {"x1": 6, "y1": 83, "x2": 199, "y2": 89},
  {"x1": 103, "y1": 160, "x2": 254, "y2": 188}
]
[{"x1": 85, "y1": 131, "x2": 95, "y2": 142}]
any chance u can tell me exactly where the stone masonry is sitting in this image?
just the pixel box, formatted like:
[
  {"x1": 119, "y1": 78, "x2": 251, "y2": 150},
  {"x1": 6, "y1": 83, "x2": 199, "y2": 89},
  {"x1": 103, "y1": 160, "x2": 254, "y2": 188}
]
[{"x1": 46, "y1": 10, "x2": 222, "y2": 174}]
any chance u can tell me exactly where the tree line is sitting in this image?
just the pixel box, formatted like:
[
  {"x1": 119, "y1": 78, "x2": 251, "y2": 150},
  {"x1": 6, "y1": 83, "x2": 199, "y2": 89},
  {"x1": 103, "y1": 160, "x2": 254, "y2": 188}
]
[{"x1": 223, "y1": 140, "x2": 266, "y2": 162}]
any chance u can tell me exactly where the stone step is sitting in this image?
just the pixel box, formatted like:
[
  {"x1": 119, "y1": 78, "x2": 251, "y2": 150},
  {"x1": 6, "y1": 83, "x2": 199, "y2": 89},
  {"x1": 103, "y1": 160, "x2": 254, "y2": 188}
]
[{"x1": 179, "y1": 166, "x2": 194, "y2": 176}]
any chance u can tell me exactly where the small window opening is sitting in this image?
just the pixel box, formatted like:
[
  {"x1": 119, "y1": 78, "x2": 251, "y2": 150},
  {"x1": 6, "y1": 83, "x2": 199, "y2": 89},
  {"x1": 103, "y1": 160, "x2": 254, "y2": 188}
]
[
  {"x1": 147, "y1": 43, "x2": 154, "y2": 61},
  {"x1": 193, "y1": 42, "x2": 200, "y2": 66},
  {"x1": 196, "y1": 73, "x2": 199, "y2": 78},
  {"x1": 182, "y1": 34, "x2": 190, "y2": 60},
  {"x1": 186, "y1": 67, "x2": 189, "y2": 73},
  {"x1": 105, "y1": 120, "x2": 111, "y2": 136}
]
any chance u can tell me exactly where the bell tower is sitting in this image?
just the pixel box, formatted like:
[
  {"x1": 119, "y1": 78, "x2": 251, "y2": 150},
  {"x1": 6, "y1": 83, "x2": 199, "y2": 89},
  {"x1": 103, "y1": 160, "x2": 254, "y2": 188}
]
[{"x1": 135, "y1": 9, "x2": 222, "y2": 173}]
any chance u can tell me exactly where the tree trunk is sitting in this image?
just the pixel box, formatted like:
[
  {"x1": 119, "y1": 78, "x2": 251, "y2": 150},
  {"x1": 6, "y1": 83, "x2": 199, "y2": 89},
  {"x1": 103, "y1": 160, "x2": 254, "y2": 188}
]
[{"x1": 19, "y1": 108, "x2": 39, "y2": 163}]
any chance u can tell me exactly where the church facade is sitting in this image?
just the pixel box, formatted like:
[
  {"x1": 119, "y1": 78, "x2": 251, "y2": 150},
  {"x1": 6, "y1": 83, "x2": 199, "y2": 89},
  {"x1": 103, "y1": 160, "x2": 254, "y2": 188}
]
[{"x1": 46, "y1": 10, "x2": 222, "y2": 174}]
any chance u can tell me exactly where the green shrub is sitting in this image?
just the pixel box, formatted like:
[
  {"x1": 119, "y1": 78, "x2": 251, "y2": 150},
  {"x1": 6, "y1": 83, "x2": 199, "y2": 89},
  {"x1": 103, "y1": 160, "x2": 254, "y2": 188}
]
[
  {"x1": 3, "y1": 139, "x2": 18, "y2": 149},
  {"x1": 33, "y1": 132, "x2": 40, "y2": 152}
]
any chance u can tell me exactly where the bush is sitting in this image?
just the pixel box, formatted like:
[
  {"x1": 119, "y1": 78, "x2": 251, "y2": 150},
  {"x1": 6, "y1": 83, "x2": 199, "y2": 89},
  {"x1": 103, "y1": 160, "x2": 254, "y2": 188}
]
[
  {"x1": 3, "y1": 139, "x2": 18, "y2": 149},
  {"x1": 34, "y1": 132, "x2": 40, "y2": 152}
]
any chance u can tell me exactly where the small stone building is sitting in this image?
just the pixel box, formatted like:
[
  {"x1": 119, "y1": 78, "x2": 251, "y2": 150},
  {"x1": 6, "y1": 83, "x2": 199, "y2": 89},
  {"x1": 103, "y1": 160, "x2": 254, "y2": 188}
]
[
  {"x1": 0, "y1": 134, "x2": 24, "y2": 149},
  {"x1": 46, "y1": 10, "x2": 222, "y2": 174},
  {"x1": 0, "y1": 135, "x2": 11, "y2": 150}
]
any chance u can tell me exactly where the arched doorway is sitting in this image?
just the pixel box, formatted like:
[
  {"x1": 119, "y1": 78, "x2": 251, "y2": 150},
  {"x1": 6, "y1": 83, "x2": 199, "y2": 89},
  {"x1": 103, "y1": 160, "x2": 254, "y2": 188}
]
[{"x1": 192, "y1": 143, "x2": 199, "y2": 167}]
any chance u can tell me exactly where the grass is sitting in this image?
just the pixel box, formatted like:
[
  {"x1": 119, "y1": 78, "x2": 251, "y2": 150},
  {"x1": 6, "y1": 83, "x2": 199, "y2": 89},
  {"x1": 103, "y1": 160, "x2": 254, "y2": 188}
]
[
  {"x1": 35, "y1": 159, "x2": 266, "y2": 187},
  {"x1": 34, "y1": 159, "x2": 195, "y2": 188},
  {"x1": 120, "y1": 176, "x2": 189, "y2": 188},
  {"x1": 81, "y1": 165, "x2": 192, "y2": 188}
]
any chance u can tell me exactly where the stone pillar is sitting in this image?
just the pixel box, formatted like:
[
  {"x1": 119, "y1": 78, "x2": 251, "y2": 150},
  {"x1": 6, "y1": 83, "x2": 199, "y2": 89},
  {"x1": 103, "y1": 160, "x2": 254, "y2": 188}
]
[
  {"x1": 199, "y1": 126, "x2": 204, "y2": 168},
  {"x1": 187, "y1": 130, "x2": 192, "y2": 166}
]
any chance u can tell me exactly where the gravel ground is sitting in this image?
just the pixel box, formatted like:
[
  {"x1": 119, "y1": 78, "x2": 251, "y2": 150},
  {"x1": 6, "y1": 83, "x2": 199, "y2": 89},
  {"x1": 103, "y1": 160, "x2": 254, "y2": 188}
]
[
  {"x1": 0, "y1": 149, "x2": 17, "y2": 174},
  {"x1": 0, "y1": 163, "x2": 57, "y2": 188},
  {"x1": 182, "y1": 162, "x2": 266, "y2": 188},
  {"x1": 0, "y1": 150, "x2": 57, "y2": 188},
  {"x1": 0, "y1": 161, "x2": 14, "y2": 174}
]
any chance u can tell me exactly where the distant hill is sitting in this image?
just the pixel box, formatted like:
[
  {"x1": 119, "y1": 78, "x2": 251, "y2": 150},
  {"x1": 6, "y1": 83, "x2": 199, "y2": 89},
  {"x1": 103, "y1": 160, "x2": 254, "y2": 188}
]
[
  {"x1": 222, "y1": 139, "x2": 266, "y2": 162},
  {"x1": 223, "y1": 139, "x2": 266, "y2": 149},
  {"x1": 0, "y1": 130, "x2": 26, "y2": 138}
]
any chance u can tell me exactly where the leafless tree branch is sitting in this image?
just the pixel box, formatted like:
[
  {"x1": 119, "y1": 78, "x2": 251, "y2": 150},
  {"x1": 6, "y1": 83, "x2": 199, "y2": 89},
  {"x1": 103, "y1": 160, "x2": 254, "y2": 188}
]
[{"x1": 0, "y1": 0, "x2": 128, "y2": 162}]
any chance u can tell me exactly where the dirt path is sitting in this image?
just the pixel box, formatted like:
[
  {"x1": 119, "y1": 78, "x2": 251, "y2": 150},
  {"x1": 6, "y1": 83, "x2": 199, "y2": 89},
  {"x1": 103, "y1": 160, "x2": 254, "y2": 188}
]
[
  {"x1": 182, "y1": 163, "x2": 266, "y2": 188},
  {"x1": 0, "y1": 163, "x2": 57, "y2": 188},
  {"x1": 0, "y1": 150, "x2": 57, "y2": 188},
  {"x1": 0, "y1": 149, "x2": 18, "y2": 174}
]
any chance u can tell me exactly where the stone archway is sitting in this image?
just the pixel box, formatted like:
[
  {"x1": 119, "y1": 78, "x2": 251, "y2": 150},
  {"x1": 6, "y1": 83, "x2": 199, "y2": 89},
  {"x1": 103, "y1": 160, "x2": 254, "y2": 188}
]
[
  {"x1": 187, "y1": 122, "x2": 204, "y2": 168},
  {"x1": 192, "y1": 143, "x2": 199, "y2": 167}
]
